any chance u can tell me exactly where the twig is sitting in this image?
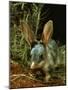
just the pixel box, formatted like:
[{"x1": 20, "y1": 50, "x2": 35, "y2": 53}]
[
  {"x1": 10, "y1": 74, "x2": 42, "y2": 82},
  {"x1": 10, "y1": 74, "x2": 26, "y2": 78}
]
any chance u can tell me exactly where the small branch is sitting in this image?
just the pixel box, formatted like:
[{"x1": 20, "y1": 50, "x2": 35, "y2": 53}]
[
  {"x1": 10, "y1": 74, "x2": 42, "y2": 82},
  {"x1": 10, "y1": 74, "x2": 26, "y2": 78}
]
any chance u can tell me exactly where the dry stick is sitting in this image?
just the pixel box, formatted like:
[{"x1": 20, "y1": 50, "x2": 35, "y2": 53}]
[
  {"x1": 10, "y1": 75, "x2": 21, "y2": 82},
  {"x1": 10, "y1": 73, "x2": 64, "y2": 85},
  {"x1": 10, "y1": 74, "x2": 43, "y2": 83}
]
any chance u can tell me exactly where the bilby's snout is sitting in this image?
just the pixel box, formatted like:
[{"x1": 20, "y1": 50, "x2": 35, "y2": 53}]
[{"x1": 30, "y1": 43, "x2": 45, "y2": 69}]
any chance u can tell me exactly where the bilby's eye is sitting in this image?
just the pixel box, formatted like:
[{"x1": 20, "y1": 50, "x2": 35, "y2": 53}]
[
  {"x1": 40, "y1": 55, "x2": 43, "y2": 60},
  {"x1": 31, "y1": 41, "x2": 37, "y2": 48}
]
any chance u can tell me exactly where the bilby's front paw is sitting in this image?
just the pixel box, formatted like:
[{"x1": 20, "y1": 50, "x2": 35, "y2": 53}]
[{"x1": 44, "y1": 74, "x2": 51, "y2": 82}]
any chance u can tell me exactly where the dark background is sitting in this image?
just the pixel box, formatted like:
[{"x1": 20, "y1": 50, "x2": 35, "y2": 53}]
[{"x1": 39, "y1": 4, "x2": 66, "y2": 45}]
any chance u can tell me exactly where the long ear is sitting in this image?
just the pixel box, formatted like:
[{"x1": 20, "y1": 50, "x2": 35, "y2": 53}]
[
  {"x1": 20, "y1": 21, "x2": 36, "y2": 46},
  {"x1": 41, "y1": 20, "x2": 53, "y2": 45}
]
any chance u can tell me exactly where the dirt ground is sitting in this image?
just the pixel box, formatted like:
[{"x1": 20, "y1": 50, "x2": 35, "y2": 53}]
[{"x1": 10, "y1": 61, "x2": 66, "y2": 89}]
